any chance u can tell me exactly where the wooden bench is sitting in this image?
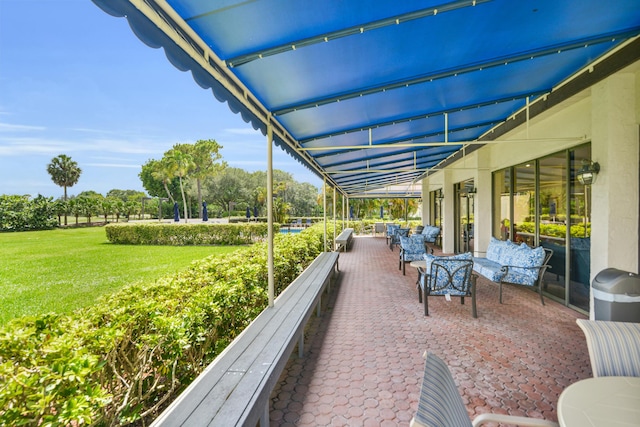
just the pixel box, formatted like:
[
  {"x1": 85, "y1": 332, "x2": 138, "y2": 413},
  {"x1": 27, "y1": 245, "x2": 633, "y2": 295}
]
[
  {"x1": 151, "y1": 251, "x2": 340, "y2": 427},
  {"x1": 335, "y1": 228, "x2": 354, "y2": 252}
]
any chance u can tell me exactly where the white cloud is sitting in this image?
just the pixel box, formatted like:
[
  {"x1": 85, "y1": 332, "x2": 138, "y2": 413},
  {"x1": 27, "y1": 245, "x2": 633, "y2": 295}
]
[
  {"x1": 224, "y1": 127, "x2": 263, "y2": 136},
  {"x1": 85, "y1": 163, "x2": 142, "y2": 169},
  {"x1": 0, "y1": 122, "x2": 47, "y2": 132},
  {"x1": 0, "y1": 135, "x2": 167, "y2": 157}
]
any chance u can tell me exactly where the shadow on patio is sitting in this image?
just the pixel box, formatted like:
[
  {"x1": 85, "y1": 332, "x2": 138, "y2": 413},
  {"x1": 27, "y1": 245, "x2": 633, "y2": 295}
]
[{"x1": 271, "y1": 235, "x2": 591, "y2": 426}]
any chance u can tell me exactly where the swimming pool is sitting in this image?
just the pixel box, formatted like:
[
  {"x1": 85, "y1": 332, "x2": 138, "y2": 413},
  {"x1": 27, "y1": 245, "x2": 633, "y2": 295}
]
[{"x1": 279, "y1": 228, "x2": 303, "y2": 234}]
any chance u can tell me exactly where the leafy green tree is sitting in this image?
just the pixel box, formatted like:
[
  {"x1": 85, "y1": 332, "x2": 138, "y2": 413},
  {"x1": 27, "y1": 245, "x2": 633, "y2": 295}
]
[
  {"x1": 203, "y1": 167, "x2": 250, "y2": 217},
  {"x1": 0, "y1": 195, "x2": 57, "y2": 231},
  {"x1": 273, "y1": 197, "x2": 291, "y2": 224},
  {"x1": 68, "y1": 198, "x2": 81, "y2": 225},
  {"x1": 175, "y1": 140, "x2": 226, "y2": 218},
  {"x1": 111, "y1": 198, "x2": 125, "y2": 222},
  {"x1": 251, "y1": 186, "x2": 267, "y2": 217},
  {"x1": 100, "y1": 198, "x2": 114, "y2": 222},
  {"x1": 46, "y1": 154, "x2": 82, "y2": 225},
  {"x1": 52, "y1": 198, "x2": 68, "y2": 226},
  {"x1": 165, "y1": 147, "x2": 194, "y2": 222},
  {"x1": 286, "y1": 182, "x2": 319, "y2": 216},
  {"x1": 124, "y1": 200, "x2": 139, "y2": 220},
  {"x1": 139, "y1": 159, "x2": 179, "y2": 204},
  {"x1": 106, "y1": 189, "x2": 145, "y2": 203}
]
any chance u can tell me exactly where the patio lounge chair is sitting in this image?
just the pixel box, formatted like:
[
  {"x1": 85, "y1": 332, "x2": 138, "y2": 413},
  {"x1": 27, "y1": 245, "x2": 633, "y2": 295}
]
[
  {"x1": 418, "y1": 254, "x2": 478, "y2": 318},
  {"x1": 576, "y1": 319, "x2": 640, "y2": 377},
  {"x1": 399, "y1": 235, "x2": 427, "y2": 275},
  {"x1": 411, "y1": 352, "x2": 559, "y2": 427}
]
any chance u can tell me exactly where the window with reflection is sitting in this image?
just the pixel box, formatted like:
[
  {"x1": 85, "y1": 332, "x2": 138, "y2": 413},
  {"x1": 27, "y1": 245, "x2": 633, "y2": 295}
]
[
  {"x1": 538, "y1": 152, "x2": 568, "y2": 303},
  {"x1": 569, "y1": 145, "x2": 591, "y2": 312},
  {"x1": 492, "y1": 169, "x2": 511, "y2": 240},
  {"x1": 491, "y1": 144, "x2": 592, "y2": 313},
  {"x1": 431, "y1": 188, "x2": 443, "y2": 228},
  {"x1": 513, "y1": 162, "x2": 536, "y2": 247}
]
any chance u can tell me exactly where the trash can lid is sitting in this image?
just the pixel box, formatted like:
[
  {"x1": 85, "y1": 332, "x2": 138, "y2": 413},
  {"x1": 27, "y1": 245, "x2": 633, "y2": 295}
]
[{"x1": 593, "y1": 268, "x2": 640, "y2": 296}]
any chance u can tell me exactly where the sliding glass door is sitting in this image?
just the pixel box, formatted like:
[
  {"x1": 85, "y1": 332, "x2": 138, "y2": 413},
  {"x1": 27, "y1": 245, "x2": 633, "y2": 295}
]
[
  {"x1": 539, "y1": 152, "x2": 568, "y2": 304},
  {"x1": 491, "y1": 144, "x2": 592, "y2": 313}
]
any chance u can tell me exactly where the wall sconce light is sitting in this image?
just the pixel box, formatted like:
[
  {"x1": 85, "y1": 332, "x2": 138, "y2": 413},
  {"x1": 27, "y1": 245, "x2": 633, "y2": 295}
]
[{"x1": 577, "y1": 160, "x2": 600, "y2": 185}]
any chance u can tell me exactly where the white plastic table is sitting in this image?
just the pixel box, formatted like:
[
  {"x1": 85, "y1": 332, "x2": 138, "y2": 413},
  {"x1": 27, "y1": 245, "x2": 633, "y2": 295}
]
[{"x1": 557, "y1": 376, "x2": 640, "y2": 427}]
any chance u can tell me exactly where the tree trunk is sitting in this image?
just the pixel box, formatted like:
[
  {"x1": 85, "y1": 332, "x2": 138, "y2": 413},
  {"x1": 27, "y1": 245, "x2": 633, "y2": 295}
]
[
  {"x1": 179, "y1": 176, "x2": 189, "y2": 223},
  {"x1": 163, "y1": 182, "x2": 176, "y2": 204},
  {"x1": 197, "y1": 178, "x2": 203, "y2": 218},
  {"x1": 63, "y1": 186, "x2": 68, "y2": 226}
]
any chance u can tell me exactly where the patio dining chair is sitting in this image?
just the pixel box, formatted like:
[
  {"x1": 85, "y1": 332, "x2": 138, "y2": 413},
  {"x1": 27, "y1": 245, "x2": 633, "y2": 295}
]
[
  {"x1": 390, "y1": 227, "x2": 410, "y2": 251},
  {"x1": 576, "y1": 319, "x2": 640, "y2": 377},
  {"x1": 411, "y1": 352, "x2": 559, "y2": 427},
  {"x1": 399, "y1": 235, "x2": 427, "y2": 275},
  {"x1": 385, "y1": 223, "x2": 399, "y2": 245},
  {"x1": 418, "y1": 254, "x2": 478, "y2": 318}
]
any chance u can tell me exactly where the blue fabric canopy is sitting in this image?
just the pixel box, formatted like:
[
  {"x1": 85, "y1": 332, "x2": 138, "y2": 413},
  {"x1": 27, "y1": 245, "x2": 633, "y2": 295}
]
[{"x1": 92, "y1": 0, "x2": 640, "y2": 197}]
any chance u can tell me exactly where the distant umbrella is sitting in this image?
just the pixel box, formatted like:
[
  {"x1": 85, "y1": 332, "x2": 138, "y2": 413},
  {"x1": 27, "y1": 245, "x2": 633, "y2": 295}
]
[
  {"x1": 173, "y1": 202, "x2": 180, "y2": 222},
  {"x1": 246, "y1": 206, "x2": 250, "y2": 219},
  {"x1": 380, "y1": 205, "x2": 384, "y2": 219},
  {"x1": 254, "y1": 206, "x2": 259, "y2": 218},
  {"x1": 350, "y1": 206, "x2": 354, "y2": 219},
  {"x1": 202, "y1": 202, "x2": 208, "y2": 222}
]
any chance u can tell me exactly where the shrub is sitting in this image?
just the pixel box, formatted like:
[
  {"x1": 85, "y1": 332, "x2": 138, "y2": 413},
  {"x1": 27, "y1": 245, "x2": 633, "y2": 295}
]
[
  {"x1": 0, "y1": 225, "x2": 328, "y2": 426},
  {"x1": 105, "y1": 222, "x2": 274, "y2": 245},
  {"x1": 0, "y1": 194, "x2": 58, "y2": 232}
]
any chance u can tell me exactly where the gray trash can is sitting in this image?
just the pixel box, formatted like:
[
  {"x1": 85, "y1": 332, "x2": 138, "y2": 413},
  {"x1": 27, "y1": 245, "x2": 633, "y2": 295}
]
[{"x1": 592, "y1": 268, "x2": 640, "y2": 323}]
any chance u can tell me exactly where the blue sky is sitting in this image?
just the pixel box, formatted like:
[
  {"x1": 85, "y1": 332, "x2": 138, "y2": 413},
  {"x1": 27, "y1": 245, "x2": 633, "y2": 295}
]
[{"x1": 0, "y1": 0, "x2": 321, "y2": 199}]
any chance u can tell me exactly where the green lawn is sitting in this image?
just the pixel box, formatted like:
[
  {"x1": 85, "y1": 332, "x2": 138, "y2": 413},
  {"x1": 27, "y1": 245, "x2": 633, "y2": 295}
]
[{"x1": 0, "y1": 227, "x2": 242, "y2": 326}]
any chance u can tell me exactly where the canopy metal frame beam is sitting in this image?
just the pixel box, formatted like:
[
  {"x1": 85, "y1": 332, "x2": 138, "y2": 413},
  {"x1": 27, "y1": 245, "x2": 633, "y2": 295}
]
[
  {"x1": 305, "y1": 121, "x2": 499, "y2": 160},
  {"x1": 318, "y1": 147, "x2": 453, "y2": 169},
  {"x1": 337, "y1": 172, "x2": 424, "y2": 189},
  {"x1": 298, "y1": 90, "x2": 550, "y2": 144},
  {"x1": 413, "y1": 36, "x2": 640, "y2": 184},
  {"x1": 271, "y1": 27, "x2": 640, "y2": 116},
  {"x1": 225, "y1": 0, "x2": 489, "y2": 68},
  {"x1": 301, "y1": 136, "x2": 585, "y2": 152}
]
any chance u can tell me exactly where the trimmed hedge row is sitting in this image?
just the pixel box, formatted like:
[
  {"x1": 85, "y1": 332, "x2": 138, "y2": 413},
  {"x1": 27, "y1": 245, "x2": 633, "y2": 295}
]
[
  {"x1": 105, "y1": 222, "x2": 275, "y2": 246},
  {"x1": 0, "y1": 223, "x2": 342, "y2": 426}
]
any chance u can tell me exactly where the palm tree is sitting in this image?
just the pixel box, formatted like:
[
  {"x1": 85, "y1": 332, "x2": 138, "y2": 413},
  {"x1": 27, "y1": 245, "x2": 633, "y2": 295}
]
[
  {"x1": 150, "y1": 159, "x2": 176, "y2": 205},
  {"x1": 47, "y1": 154, "x2": 81, "y2": 225},
  {"x1": 177, "y1": 140, "x2": 225, "y2": 218},
  {"x1": 165, "y1": 147, "x2": 194, "y2": 223}
]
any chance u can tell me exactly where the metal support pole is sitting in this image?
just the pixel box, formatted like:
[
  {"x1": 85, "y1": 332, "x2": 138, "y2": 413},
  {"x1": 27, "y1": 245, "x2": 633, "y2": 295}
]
[
  {"x1": 298, "y1": 333, "x2": 304, "y2": 358},
  {"x1": 323, "y1": 178, "x2": 327, "y2": 252},
  {"x1": 333, "y1": 187, "x2": 337, "y2": 248},
  {"x1": 345, "y1": 196, "x2": 348, "y2": 228},
  {"x1": 267, "y1": 122, "x2": 274, "y2": 307}
]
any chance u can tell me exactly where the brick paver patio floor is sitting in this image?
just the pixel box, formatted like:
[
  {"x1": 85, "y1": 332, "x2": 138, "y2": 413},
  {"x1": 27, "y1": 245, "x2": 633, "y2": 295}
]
[{"x1": 270, "y1": 234, "x2": 592, "y2": 426}]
